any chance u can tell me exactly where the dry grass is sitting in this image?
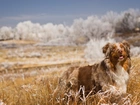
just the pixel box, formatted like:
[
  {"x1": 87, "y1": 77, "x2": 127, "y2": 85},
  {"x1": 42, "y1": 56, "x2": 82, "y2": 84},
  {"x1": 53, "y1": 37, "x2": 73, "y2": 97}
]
[
  {"x1": 0, "y1": 40, "x2": 140, "y2": 105},
  {"x1": 0, "y1": 59, "x2": 140, "y2": 105},
  {"x1": 0, "y1": 76, "x2": 58, "y2": 105}
]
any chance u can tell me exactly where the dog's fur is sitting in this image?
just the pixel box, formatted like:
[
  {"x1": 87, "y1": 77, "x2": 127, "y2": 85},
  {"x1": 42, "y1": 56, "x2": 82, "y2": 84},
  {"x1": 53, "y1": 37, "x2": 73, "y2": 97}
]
[{"x1": 56, "y1": 41, "x2": 131, "y2": 97}]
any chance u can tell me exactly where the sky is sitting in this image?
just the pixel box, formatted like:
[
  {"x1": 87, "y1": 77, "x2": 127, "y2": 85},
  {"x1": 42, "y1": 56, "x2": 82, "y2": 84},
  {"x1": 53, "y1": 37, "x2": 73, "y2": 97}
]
[{"x1": 0, "y1": 0, "x2": 140, "y2": 27}]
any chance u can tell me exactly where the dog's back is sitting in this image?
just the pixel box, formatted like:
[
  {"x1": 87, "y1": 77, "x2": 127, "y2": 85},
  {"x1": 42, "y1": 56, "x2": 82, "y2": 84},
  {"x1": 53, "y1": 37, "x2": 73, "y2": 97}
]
[{"x1": 55, "y1": 41, "x2": 131, "y2": 103}]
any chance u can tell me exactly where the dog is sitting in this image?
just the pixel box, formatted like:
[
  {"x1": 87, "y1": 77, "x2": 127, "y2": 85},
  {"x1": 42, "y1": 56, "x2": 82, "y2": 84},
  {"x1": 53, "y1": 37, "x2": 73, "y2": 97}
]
[{"x1": 55, "y1": 41, "x2": 131, "y2": 99}]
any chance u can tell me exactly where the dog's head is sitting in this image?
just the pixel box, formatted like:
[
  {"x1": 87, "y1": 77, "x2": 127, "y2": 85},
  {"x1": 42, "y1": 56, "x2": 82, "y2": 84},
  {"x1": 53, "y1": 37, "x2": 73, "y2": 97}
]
[{"x1": 102, "y1": 41, "x2": 130, "y2": 62}]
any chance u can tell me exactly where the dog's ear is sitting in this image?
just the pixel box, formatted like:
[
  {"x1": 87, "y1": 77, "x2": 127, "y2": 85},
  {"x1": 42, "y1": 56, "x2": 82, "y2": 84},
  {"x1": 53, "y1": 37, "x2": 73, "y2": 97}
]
[
  {"x1": 122, "y1": 40, "x2": 130, "y2": 57},
  {"x1": 102, "y1": 43, "x2": 110, "y2": 54},
  {"x1": 122, "y1": 40, "x2": 130, "y2": 50}
]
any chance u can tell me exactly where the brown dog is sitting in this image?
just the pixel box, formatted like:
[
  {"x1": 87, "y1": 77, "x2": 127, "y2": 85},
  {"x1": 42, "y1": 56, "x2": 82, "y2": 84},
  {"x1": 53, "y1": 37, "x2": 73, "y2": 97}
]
[{"x1": 56, "y1": 41, "x2": 131, "y2": 98}]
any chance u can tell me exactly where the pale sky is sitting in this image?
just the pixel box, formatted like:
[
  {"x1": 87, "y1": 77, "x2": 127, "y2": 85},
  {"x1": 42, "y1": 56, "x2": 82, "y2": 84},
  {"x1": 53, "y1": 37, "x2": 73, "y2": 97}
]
[{"x1": 0, "y1": 0, "x2": 140, "y2": 27}]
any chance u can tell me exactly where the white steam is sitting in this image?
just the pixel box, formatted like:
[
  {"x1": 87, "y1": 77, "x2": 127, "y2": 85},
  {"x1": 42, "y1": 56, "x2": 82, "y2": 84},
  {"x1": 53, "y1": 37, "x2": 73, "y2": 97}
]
[{"x1": 0, "y1": 9, "x2": 140, "y2": 60}]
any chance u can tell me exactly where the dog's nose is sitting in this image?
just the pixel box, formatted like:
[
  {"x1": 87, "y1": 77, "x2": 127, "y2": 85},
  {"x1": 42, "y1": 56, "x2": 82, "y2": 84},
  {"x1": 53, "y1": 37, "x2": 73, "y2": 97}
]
[{"x1": 117, "y1": 49, "x2": 122, "y2": 54}]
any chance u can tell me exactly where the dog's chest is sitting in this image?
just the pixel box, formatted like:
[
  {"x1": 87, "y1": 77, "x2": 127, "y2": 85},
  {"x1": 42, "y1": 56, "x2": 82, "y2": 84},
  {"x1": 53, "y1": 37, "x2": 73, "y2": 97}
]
[{"x1": 112, "y1": 63, "x2": 129, "y2": 93}]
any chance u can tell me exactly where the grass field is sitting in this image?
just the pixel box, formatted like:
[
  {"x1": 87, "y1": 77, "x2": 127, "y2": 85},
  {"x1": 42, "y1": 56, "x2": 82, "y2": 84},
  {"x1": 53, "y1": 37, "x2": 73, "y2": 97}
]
[{"x1": 0, "y1": 40, "x2": 140, "y2": 105}]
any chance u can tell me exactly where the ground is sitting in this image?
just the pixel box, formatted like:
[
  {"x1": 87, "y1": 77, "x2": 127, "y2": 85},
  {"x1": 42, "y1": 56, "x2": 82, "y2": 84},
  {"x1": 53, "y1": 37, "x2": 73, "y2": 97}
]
[{"x1": 0, "y1": 40, "x2": 140, "y2": 105}]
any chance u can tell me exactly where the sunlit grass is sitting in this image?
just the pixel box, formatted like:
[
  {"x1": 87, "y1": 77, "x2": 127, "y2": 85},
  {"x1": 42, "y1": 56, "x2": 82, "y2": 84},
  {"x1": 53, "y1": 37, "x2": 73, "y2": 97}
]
[
  {"x1": 0, "y1": 57, "x2": 139, "y2": 105},
  {"x1": 0, "y1": 41, "x2": 140, "y2": 104}
]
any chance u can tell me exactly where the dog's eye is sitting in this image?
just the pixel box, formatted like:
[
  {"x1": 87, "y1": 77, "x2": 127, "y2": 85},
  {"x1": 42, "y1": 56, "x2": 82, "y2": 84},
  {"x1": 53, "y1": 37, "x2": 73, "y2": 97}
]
[
  {"x1": 120, "y1": 46, "x2": 125, "y2": 51},
  {"x1": 120, "y1": 44, "x2": 126, "y2": 50},
  {"x1": 111, "y1": 47, "x2": 116, "y2": 52}
]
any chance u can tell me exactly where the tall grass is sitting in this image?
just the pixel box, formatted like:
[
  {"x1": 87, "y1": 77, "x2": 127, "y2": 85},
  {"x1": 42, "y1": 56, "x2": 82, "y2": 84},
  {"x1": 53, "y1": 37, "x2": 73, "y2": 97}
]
[
  {"x1": 0, "y1": 43, "x2": 139, "y2": 105},
  {"x1": 0, "y1": 57, "x2": 139, "y2": 105}
]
